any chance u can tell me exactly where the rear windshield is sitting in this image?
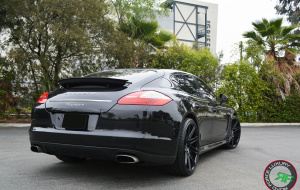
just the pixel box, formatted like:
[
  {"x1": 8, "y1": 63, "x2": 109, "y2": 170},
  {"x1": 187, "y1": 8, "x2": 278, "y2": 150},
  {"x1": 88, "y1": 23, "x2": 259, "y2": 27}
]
[{"x1": 85, "y1": 69, "x2": 157, "y2": 83}]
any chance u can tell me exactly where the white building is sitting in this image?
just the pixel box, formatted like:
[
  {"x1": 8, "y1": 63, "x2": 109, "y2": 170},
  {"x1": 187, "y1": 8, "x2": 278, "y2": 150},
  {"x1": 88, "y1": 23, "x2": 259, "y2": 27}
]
[{"x1": 158, "y1": 0, "x2": 218, "y2": 55}]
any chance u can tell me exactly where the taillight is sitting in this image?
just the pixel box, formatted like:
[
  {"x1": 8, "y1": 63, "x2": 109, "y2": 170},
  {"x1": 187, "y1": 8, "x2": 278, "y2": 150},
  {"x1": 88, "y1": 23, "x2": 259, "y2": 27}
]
[
  {"x1": 117, "y1": 91, "x2": 172, "y2": 106},
  {"x1": 36, "y1": 92, "x2": 49, "y2": 104}
]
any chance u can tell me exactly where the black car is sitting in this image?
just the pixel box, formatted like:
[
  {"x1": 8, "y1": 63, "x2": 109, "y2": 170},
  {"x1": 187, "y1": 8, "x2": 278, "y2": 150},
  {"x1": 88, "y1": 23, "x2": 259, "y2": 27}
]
[{"x1": 29, "y1": 69, "x2": 241, "y2": 176}]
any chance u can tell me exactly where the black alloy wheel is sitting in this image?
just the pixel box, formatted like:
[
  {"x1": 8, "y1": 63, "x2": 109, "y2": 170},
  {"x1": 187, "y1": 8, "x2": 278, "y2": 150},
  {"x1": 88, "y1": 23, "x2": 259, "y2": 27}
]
[
  {"x1": 166, "y1": 118, "x2": 200, "y2": 176},
  {"x1": 225, "y1": 119, "x2": 241, "y2": 149}
]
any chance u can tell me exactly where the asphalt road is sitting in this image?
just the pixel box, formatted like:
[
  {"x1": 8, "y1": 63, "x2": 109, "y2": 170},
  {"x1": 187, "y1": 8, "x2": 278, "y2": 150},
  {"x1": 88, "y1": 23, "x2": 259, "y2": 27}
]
[{"x1": 0, "y1": 126, "x2": 299, "y2": 190}]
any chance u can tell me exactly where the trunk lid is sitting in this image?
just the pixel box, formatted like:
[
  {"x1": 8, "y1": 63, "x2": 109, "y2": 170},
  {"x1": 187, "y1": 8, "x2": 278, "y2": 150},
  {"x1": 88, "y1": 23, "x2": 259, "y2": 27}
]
[
  {"x1": 45, "y1": 78, "x2": 129, "y2": 113},
  {"x1": 45, "y1": 69, "x2": 164, "y2": 113}
]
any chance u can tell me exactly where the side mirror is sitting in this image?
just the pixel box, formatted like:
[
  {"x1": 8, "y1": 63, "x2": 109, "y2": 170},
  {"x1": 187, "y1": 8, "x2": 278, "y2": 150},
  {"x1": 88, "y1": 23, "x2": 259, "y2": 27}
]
[{"x1": 219, "y1": 94, "x2": 228, "y2": 105}]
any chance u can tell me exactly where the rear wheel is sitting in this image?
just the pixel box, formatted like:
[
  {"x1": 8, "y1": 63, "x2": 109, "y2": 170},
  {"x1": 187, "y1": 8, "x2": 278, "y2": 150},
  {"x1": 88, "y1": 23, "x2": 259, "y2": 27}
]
[
  {"x1": 165, "y1": 118, "x2": 199, "y2": 176},
  {"x1": 224, "y1": 118, "x2": 241, "y2": 149},
  {"x1": 55, "y1": 155, "x2": 87, "y2": 163}
]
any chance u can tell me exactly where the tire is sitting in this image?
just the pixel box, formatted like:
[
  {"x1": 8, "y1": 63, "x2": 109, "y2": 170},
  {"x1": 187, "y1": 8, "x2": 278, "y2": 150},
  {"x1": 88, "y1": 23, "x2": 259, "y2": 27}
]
[
  {"x1": 55, "y1": 155, "x2": 87, "y2": 163},
  {"x1": 224, "y1": 118, "x2": 241, "y2": 149},
  {"x1": 165, "y1": 118, "x2": 200, "y2": 176}
]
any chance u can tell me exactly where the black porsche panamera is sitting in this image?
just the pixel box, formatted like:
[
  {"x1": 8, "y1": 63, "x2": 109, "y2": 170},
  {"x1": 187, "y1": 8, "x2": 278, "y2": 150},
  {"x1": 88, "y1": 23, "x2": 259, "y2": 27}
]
[{"x1": 29, "y1": 69, "x2": 241, "y2": 176}]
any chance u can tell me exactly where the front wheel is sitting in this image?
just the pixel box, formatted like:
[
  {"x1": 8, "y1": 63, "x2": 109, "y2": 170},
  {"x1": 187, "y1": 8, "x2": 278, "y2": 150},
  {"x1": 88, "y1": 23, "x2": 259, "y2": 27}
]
[
  {"x1": 224, "y1": 118, "x2": 241, "y2": 149},
  {"x1": 165, "y1": 118, "x2": 200, "y2": 176}
]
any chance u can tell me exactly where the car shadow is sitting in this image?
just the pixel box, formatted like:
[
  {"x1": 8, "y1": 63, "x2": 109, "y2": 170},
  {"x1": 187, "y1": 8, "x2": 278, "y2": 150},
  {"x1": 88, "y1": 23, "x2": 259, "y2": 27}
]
[{"x1": 35, "y1": 148, "x2": 225, "y2": 188}]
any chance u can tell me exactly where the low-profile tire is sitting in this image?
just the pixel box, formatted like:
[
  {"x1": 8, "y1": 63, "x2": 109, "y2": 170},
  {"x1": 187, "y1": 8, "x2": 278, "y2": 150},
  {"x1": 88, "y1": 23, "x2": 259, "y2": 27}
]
[
  {"x1": 55, "y1": 155, "x2": 87, "y2": 163},
  {"x1": 165, "y1": 118, "x2": 200, "y2": 176},
  {"x1": 224, "y1": 118, "x2": 241, "y2": 149}
]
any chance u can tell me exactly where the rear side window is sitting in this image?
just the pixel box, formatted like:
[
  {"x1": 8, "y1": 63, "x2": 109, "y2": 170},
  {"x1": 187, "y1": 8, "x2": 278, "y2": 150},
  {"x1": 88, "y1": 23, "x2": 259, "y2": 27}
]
[
  {"x1": 171, "y1": 74, "x2": 216, "y2": 101},
  {"x1": 171, "y1": 74, "x2": 196, "y2": 95},
  {"x1": 85, "y1": 69, "x2": 157, "y2": 83},
  {"x1": 193, "y1": 77, "x2": 216, "y2": 101}
]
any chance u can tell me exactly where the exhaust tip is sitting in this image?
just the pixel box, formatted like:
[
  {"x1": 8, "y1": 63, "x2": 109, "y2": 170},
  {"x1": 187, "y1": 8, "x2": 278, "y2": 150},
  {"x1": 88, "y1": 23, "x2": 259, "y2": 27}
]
[
  {"x1": 31, "y1": 145, "x2": 43, "y2": 153},
  {"x1": 116, "y1": 154, "x2": 139, "y2": 164}
]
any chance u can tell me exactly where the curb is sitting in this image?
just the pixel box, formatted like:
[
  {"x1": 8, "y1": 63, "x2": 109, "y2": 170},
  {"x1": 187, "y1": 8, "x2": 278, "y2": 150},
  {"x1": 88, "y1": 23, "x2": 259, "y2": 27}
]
[
  {"x1": 0, "y1": 123, "x2": 30, "y2": 128},
  {"x1": 1, "y1": 123, "x2": 300, "y2": 128},
  {"x1": 241, "y1": 123, "x2": 300, "y2": 127}
]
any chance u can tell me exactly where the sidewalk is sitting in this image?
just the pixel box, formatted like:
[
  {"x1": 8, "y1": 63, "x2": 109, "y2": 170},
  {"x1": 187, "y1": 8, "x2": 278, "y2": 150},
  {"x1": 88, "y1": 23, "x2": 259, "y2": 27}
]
[
  {"x1": 1, "y1": 123, "x2": 300, "y2": 128},
  {"x1": 0, "y1": 123, "x2": 31, "y2": 128},
  {"x1": 241, "y1": 123, "x2": 300, "y2": 127}
]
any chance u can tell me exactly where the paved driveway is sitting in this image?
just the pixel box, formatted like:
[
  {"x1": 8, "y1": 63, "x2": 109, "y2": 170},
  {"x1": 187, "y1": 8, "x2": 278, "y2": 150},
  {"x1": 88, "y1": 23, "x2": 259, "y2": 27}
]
[{"x1": 0, "y1": 126, "x2": 299, "y2": 190}]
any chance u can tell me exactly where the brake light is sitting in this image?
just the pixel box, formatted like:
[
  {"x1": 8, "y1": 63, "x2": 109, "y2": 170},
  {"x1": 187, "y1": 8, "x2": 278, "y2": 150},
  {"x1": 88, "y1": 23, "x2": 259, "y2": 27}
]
[
  {"x1": 117, "y1": 91, "x2": 172, "y2": 106},
  {"x1": 36, "y1": 92, "x2": 49, "y2": 104}
]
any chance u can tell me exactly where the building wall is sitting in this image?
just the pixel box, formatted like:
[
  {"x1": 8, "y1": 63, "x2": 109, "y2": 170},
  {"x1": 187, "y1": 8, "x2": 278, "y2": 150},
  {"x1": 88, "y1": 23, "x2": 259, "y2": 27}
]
[{"x1": 158, "y1": 0, "x2": 218, "y2": 56}]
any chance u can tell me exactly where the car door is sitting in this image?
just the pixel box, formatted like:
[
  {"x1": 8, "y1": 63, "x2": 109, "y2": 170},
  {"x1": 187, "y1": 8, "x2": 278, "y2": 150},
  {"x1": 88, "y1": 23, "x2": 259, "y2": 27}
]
[
  {"x1": 171, "y1": 74, "x2": 215, "y2": 146},
  {"x1": 212, "y1": 103, "x2": 231, "y2": 142},
  {"x1": 196, "y1": 81, "x2": 230, "y2": 143}
]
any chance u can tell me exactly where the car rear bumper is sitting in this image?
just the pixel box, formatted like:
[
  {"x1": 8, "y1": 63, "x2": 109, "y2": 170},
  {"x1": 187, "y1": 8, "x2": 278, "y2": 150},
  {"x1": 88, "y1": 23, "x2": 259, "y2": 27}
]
[{"x1": 29, "y1": 127, "x2": 176, "y2": 165}]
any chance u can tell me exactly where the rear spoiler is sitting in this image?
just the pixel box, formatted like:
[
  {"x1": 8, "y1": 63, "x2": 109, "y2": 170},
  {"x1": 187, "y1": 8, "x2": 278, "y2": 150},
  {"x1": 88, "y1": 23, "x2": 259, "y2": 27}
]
[{"x1": 58, "y1": 78, "x2": 129, "y2": 88}]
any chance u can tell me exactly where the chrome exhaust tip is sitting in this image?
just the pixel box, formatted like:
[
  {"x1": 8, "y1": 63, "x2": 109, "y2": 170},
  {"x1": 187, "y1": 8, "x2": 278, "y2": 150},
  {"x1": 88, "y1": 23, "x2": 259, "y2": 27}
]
[
  {"x1": 116, "y1": 154, "x2": 139, "y2": 164},
  {"x1": 31, "y1": 145, "x2": 43, "y2": 153}
]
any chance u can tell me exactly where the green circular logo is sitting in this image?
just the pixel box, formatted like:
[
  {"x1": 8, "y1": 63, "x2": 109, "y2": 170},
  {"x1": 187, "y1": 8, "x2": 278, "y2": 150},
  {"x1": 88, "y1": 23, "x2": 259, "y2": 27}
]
[{"x1": 264, "y1": 160, "x2": 297, "y2": 190}]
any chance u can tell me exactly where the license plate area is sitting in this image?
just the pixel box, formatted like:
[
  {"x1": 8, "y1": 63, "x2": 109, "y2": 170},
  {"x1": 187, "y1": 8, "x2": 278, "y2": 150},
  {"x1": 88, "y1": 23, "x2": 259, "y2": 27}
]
[{"x1": 62, "y1": 113, "x2": 89, "y2": 130}]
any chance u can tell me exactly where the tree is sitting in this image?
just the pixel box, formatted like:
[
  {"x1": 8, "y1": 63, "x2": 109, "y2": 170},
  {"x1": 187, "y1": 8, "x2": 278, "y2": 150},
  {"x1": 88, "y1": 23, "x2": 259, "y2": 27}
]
[
  {"x1": 0, "y1": 0, "x2": 130, "y2": 99},
  {"x1": 217, "y1": 60, "x2": 270, "y2": 121},
  {"x1": 243, "y1": 18, "x2": 300, "y2": 100},
  {"x1": 110, "y1": 0, "x2": 173, "y2": 68},
  {"x1": 150, "y1": 40, "x2": 220, "y2": 88},
  {"x1": 275, "y1": 0, "x2": 300, "y2": 25},
  {"x1": 119, "y1": 18, "x2": 174, "y2": 68},
  {"x1": 110, "y1": 0, "x2": 169, "y2": 28},
  {"x1": 0, "y1": 57, "x2": 19, "y2": 117},
  {"x1": 121, "y1": 18, "x2": 174, "y2": 49}
]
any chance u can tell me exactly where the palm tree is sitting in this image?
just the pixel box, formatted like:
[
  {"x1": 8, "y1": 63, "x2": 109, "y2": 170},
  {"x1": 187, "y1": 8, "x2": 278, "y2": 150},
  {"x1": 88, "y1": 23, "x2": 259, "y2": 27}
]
[
  {"x1": 243, "y1": 18, "x2": 300, "y2": 100},
  {"x1": 121, "y1": 18, "x2": 174, "y2": 49},
  {"x1": 121, "y1": 18, "x2": 174, "y2": 68}
]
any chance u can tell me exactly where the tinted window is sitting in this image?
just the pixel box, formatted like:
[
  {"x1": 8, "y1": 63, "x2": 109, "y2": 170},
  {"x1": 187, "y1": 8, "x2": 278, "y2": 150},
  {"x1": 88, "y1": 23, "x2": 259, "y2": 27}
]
[
  {"x1": 172, "y1": 74, "x2": 216, "y2": 101},
  {"x1": 194, "y1": 77, "x2": 216, "y2": 101},
  {"x1": 171, "y1": 74, "x2": 197, "y2": 95},
  {"x1": 85, "y1": 69, "x2": 157, "y2": 83}
]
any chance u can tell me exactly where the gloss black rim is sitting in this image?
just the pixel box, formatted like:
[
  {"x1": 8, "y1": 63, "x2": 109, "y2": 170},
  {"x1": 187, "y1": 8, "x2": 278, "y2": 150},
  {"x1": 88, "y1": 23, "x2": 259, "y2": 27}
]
[
  {"x1": 184, "y1": 123, "x2": 199, "y2": 172},
  {"x1": 229, "y1": 120, "x2": 241, "y2": 147}
]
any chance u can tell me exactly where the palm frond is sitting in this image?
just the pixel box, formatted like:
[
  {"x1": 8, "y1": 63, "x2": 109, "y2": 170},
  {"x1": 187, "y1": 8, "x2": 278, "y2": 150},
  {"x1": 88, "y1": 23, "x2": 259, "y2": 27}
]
[
  {"x1": 290, "y1": 42, "x2": 300, "y2": 48},
  {"x1": 286, "y1": 33, "x2": 300, "y2": 41},
  {"x1": 280, "y1": 25, "x2": 297, "y2": 38},
  {"x1": 135, "y1": 20, "x2": 158, "y2": 39},
  {"x1": 269, "y1": 18, "x2": 283, "y2": 32},
  {"x1": 243, "y1": 31, "x2": 264, "y2": 45},
  {"x1": 283, "y1": 47, "x2": 299, "y2": 55},
  {"x1": 260, "y1": 26, "x2": 275, "y2": 37},
  {"x1": 243, "y1": 31, "x2": 257, "y2": 39},
  {"x1": 148, "y1": 36, "x2": 165, "y2": 48},
  {"x1": 156, "y1": 28, "x2": 174, "y2": 42},
  {"x1": 262, "y1": 18, "x2": 269, "y2": 26},
  {"x1": 252, "y1": 21, "x2": 266, "y2": 31}
]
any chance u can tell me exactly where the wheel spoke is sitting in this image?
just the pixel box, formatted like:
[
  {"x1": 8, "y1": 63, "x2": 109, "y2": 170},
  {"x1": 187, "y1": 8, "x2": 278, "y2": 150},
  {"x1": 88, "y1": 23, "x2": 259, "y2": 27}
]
[
  {"x1": 189, "y1": 153, "x2": 194, "y2": 168},
  {"x1": 193, "y1": 153, "x2": 197, "y2": 165},
  {"x1": 185, "y1": 151, "x2": 188, "y2": 165},
  {"x1": 231, "y1": 136, "x2": 235, "y2": 145},
  {"x1": 189, "y1": 136, "x2": 198, "y2": 145},
  {"x1": 187, "y1": 153, "x2": 192, "y2": 170},
  {"x1": 232, "y1": 120, "x2": 238, "y2": 130},
  {"x1": 188, "y1": 125, "x2": 195, "y2": 139},
  {"x1": 190, "y1": 146, "x2": 198, "y2": 154},
  {"x1": 185, "y1": 125, "x2": 191, "y2": 142}
]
